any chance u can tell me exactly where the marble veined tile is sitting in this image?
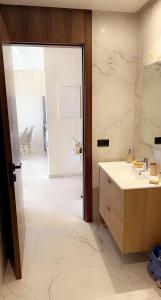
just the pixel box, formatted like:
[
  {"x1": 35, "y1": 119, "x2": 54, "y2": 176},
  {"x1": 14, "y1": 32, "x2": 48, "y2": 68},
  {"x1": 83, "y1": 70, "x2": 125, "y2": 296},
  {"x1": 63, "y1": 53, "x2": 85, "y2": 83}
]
[
  {"x1": 107, "y1": 288, "x2": 161, "y2": 300},
  {"x1": 0, "y1": 154, "x2": 160, "y2": 300},
  {"x1": 92, "y1": 12, "x2": 138, "y2": 188}
]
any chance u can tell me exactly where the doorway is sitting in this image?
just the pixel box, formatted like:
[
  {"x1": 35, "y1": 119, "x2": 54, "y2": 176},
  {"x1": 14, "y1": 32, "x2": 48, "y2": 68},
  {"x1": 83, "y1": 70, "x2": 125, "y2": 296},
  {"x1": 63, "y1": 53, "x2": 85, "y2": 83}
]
[
  {"x1": 12, "y1": 45, "x2": 83, "y2": 219},
  {"x1": 0, "y1": 6, "x2": 92, "y2": 281}
]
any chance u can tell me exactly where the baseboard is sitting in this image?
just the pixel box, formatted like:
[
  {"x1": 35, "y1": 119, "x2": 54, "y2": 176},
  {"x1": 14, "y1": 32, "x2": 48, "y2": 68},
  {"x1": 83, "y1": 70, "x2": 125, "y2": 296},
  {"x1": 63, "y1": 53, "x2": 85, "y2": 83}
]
[{"x1": 49, "y1": 173, "x2": 82, "y2": 178}]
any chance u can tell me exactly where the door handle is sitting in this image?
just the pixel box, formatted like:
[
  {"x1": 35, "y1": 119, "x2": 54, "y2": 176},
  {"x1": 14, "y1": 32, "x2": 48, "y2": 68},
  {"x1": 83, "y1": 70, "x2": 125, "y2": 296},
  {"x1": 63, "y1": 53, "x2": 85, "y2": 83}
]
[
  {"x1": 9, "y1": 163, "x2": 21, "y2": 185},
  {"x1": 12, "y1": 163, "x2": 22, "y2": 171}
]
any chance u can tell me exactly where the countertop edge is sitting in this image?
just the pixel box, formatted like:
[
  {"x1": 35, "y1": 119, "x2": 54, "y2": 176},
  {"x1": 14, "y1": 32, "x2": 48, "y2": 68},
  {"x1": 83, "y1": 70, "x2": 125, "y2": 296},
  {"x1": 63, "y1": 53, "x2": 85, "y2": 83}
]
[{"x1": 98, "y1": 162, "x2": 161, "y2": 191}]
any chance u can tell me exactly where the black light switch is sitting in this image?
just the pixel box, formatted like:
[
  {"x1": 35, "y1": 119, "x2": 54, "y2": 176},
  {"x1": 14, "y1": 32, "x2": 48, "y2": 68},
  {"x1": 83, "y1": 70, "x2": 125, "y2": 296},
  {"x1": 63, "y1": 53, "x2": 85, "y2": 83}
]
[
  {"x1": 97, "y1": 139, "x2": 109, "y2": 147},
  {"x1": 155, "y1": 137, "x2": 161, "y2": 144}
]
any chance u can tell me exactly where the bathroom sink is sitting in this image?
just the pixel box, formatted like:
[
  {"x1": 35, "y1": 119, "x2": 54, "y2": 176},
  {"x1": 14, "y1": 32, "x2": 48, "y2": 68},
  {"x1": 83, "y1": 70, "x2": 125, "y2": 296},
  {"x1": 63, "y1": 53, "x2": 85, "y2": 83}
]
[
  {"x1": 98, "y1": 161, "x2": 161, "y2": 190},
  {"x1": 129, "y1": 166, "x2": 148, "y2": 180}
]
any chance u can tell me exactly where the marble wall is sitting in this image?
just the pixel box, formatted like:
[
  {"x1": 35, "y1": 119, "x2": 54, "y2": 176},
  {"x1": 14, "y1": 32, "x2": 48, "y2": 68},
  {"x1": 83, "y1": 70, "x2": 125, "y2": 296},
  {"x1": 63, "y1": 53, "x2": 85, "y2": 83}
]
[
  {"x1": 92, "y1": 11, "x2": 138, "y2": 216},
  {"x1": 134, "y1": 0, "x2": 161, "y2": 168}
]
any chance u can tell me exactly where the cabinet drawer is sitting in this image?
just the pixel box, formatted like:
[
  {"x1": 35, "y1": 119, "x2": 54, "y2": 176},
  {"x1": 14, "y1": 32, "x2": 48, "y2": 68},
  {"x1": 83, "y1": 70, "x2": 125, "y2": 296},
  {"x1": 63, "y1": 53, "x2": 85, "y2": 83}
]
[
  {"x1": 100, "y1": 167, "x2": 112, "y2": 194},
  {"x1": 99, "y1": 168, "x2": 124, "y2": 220},
  {"x1": 100, "y1": 189, "x2": 124, "y2": 251}
]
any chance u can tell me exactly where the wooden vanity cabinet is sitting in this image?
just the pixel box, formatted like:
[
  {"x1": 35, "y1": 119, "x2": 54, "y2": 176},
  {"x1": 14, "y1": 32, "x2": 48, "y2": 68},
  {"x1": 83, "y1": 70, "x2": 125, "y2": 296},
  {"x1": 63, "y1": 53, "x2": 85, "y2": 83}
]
[{"x1": 99, "y1": 167, "x2": 161, "y2": 253}]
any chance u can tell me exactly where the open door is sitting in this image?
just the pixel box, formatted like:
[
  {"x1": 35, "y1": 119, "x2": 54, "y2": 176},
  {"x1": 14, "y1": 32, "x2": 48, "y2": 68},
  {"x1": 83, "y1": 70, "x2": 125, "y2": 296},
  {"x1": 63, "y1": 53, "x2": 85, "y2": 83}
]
[{"x1": 0, "y1": 14, "x2": 25, "y2": 279}]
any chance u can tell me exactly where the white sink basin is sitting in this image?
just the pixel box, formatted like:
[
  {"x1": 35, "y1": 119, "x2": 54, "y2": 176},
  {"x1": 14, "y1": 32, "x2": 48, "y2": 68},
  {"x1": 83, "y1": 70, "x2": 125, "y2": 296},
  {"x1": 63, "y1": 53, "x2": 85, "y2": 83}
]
[{"x1": 99, "y1": 161, "x2": 161, "y2": 190}]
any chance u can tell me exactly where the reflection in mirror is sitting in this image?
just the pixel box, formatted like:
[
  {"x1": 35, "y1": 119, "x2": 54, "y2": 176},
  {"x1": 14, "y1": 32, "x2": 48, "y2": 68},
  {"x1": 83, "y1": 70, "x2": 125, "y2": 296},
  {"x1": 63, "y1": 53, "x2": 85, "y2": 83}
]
[{"x1": 140, "y1": 62, "x2": 161, "y2": 149}]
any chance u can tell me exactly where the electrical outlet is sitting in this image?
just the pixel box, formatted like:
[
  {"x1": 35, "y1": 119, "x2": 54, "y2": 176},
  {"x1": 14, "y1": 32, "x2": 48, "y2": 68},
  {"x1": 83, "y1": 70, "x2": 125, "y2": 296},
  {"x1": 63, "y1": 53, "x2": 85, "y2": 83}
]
[
  {"x1": 155, "y1": 137, "x2": 161, "y2": 144},
  {"x1": 97, "y1": 139, "x2": 109, "y2": 147}
]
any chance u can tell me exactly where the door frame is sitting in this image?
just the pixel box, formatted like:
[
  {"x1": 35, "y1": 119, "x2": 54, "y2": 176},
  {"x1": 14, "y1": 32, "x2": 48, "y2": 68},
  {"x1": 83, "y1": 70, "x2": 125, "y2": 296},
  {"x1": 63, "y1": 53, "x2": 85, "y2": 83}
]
[
  {"x1": 0, "y1": 5, "x2": 92, "y2": 222},
  {"x1": 10, "y1": 41, "x2": 93, "y2": 222}
]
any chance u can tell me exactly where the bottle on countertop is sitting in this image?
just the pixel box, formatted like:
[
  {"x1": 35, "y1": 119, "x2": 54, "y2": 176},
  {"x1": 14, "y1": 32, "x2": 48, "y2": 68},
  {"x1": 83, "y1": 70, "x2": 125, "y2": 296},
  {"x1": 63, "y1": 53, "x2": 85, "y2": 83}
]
[
  {"x1": 159, "y1": 172, "x2": 161, "y2": 182},
  {"x1": 127, "y1": 149, "x2": 133, "y2": 163},
  {"x1": 150, "y1": 161, "x2": 158, "y2": 176}
]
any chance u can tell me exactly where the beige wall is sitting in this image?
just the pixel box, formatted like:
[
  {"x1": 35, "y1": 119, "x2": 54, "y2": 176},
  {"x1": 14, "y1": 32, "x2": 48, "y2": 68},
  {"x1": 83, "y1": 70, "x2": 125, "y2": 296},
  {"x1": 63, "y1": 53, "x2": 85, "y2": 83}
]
[
  {"x1": 134, "y1": 0, "x2": 161, "y2": 168},
  {"x1": 92, "y1": 11, "x2": 138, "y2": 217},
  {"x1": 14, "y1": 70, "x2": 45, "y2": 152}
]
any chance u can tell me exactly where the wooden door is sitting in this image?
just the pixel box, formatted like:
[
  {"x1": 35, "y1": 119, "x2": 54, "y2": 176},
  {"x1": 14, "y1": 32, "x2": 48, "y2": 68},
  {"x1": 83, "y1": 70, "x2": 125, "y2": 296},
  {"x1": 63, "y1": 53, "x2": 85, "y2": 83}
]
[{"x1": 0, "y1": 14, "x2": 25, "y2": 279}]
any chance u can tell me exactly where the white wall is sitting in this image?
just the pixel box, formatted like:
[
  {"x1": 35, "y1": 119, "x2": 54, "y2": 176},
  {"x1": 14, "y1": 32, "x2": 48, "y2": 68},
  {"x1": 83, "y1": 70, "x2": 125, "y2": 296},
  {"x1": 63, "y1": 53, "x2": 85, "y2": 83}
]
[
  {"x1": 134, "y1": 0, "x2": 161, "y2": 169},
  {"x1": 44, "y1": 47, "x2": 82, "y2": 177},
  {"x1": 92, "y1": 11, "x2": 138, "y2": 216},
  {"x1": 14, "y1": 70, "x2": 45, "y2": 152},
  {"x1": 12, "y1": 46, "x2": 44, "y2": 71},
  {"x1": 12, "y1": 46, "x2": 46, "y2": 153}
]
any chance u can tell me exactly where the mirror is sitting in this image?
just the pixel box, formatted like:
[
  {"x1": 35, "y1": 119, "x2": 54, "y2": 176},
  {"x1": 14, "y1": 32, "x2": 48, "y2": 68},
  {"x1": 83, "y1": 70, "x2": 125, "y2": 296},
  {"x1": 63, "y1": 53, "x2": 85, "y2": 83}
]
[{"x1": 140, "y1": 62, "x2": 161, "y2": 148}]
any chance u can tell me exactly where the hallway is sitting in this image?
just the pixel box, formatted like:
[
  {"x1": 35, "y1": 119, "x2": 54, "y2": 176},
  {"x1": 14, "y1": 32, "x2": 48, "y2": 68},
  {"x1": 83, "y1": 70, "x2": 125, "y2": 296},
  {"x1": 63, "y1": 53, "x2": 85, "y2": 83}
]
[
  {"x1": 0, "y1": 154, "x2": 160, "y2": 300},
  {"x1": 22, "y1": 153, "x2": 83, "y2": 222}
]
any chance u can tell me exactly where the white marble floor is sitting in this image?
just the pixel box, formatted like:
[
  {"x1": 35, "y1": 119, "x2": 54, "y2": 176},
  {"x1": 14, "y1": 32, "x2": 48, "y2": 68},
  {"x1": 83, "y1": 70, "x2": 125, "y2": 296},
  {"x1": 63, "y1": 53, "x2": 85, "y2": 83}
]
[{"x1": 1, "y1": 153, "x2": 161, "y2": 300}]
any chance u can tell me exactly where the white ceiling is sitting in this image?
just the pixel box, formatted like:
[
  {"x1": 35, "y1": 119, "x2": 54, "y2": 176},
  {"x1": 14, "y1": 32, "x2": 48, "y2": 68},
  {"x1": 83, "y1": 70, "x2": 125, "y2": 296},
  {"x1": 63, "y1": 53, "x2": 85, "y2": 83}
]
[{"x1": 0, "y1": 0, "x2": 149, "y2": 13}]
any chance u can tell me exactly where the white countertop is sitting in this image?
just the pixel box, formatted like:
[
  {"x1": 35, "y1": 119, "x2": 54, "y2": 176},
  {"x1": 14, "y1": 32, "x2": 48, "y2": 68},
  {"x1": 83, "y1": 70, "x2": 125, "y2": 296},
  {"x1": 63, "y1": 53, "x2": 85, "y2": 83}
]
[{"x1": 99, "y1": 161, "x2": 161, "y2": 190}]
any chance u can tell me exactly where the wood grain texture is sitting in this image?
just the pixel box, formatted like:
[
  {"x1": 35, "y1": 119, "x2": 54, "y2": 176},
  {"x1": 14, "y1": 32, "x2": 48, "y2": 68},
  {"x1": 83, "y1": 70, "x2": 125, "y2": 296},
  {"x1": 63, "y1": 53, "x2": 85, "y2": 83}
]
[
  {"x1": 99, "y1": 166, "x2": 161, "y2": 253},
  {"x1": 0, "y1": 15, "x2": 13, "y2": 277},
  {"x1": 99, "y1": 167, "x2": 124, "y2": 251},
  {"x1": 0, "y1": 66, "x2": 8, "y2": 285},
  {"x1": 100, "y1": 187, "x2": 124, "y2": 251},
  {"x1": 0, "y1": 5, "x2": 85, "y2": 44},
  {"x1": 0, "y1": 13, "x2": 25, "y2": 279},
  {"x1": 124, "y1": 189, "x2": 148, "y2": 253},
  {"x1": 3, "y1": 44, "x2": 25, "y2": 279},
  {"x1": 0, "y1": 5, "x2": 92, "y2": 222},
  {"x1": 125, "y1": 188, "x2": 161, "y2": 253},
  {"x1": 83, "y1": 10, "x2": 92, "y2": 222},
  {"x1": 99, "y1": 168, "x2": 124, "y2": 219}
]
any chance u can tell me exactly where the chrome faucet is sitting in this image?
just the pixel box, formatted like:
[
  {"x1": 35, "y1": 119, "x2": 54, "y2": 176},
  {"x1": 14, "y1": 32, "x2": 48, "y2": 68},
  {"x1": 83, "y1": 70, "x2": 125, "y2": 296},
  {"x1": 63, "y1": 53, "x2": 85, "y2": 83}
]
[
  {"x1": 138, "y1": 157, "x2": 148, "y2": 175},
  {"x1": 139, "y1": 157, "x2": 149, "y2": 170}
]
